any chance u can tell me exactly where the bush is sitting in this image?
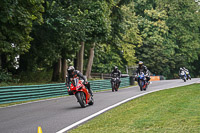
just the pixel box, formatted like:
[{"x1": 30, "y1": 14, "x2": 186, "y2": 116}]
[
  {"x1": 173, "y1": 73, "x2": 180, "y2": 79},
  {"x1": 0, "y1": 67, "x2": 13, "y2": 83},
  {"x1": 18, "y1": 70, "x2": 53, "y2": 83}
]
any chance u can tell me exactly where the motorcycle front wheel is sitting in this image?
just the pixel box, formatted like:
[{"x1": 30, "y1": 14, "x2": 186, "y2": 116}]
[
  {"x1": 112, "y1": 82, "x2": 115, "y2": 92},
  {"x1": 76, "y1": 92, "x2": 86, "y2": 108},
  {"x1": 139, "y1": 80, "x2": 143, "y2": 91}
]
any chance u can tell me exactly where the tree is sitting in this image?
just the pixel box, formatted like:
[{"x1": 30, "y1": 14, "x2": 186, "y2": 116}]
[
  {"x1": 156, "y1": 0, "x2": 200, "y2": 77},
  {"x1": 135, "y1": 8, "x2": 173, "y2": 76},
  {"x1": 65, "y1": 0, "x2": 112, "y2": 78},
  {"x1": 120, "y1": 2, "x2": 142, "y2": 66},
  {"x1": 86, "y1": 43, "x2": 95, "y2": 79},
  {"x1": 19, "y1": 0, "x2": 78, "y2": 81},
  {"x1": 0, "y1": 0, "x2": 44, "y2": 71},
  {"x1": 92, "y1": 44, "x2": 125, "y2": 74}
]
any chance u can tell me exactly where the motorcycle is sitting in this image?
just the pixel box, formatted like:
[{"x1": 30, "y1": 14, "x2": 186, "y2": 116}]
[
  {"x1": 185, "y1": 72, "x2": 191, "y2": 80},
  {"x1": 180, "y1": 71, "x2": 187, "y2": 82},
  {"x1": 111, "y1": 75, "x2": 120, "y2": 92},
  {"x1": 137, "y1": 72, "x2": 148, "y2": 91},
  {"x1": 67, "y1": 77, "x2": 94, "y2": 108}
]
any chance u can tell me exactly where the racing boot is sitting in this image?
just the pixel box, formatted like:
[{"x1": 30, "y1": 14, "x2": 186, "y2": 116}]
[{"x1": 88, "y1": 88, "x2": 93, "y2": 97}]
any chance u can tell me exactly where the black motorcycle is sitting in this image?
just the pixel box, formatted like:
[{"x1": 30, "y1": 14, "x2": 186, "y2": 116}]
[{"x1": 111, "y1": 75, "x2": 120, "y2": 92}]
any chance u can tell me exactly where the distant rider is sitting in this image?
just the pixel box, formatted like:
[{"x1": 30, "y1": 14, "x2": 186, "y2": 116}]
[
  {"x1": 111, "y1": 66, "x2": 121, "y2": 86},
  {"x1": 179, "y1": 67, "x2": 185, "y2": 78},
  {"x1": 183, "y1": 67, "x2": 191, "y2": 79},
  {"x1": 136, "y1": 61, "x2": 150, "y2": 84},
  {"x1": 66, "y1": 66, "x2": 93, "y2": 96}
]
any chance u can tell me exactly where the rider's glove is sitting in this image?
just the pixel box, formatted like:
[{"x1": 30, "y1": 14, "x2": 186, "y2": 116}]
[{"x1": 66, "y1": 83, "x2": 70, "y2": 89}]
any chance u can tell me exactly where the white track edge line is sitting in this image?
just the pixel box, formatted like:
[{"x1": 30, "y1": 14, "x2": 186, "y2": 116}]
[{"x1": 56, "y1": 81, "x2": 196, "y2": 133}]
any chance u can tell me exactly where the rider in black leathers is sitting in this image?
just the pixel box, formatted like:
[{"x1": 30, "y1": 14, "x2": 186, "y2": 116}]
[
  {"x1": 66, "y1": 66, "x2": 93, "y2": 96},
  {"x1": 111, "y1": 66, "x2": 121, "y2": 86},
  {"x1": 136, "y1": 61, "x2": 150, "y2": 84}
]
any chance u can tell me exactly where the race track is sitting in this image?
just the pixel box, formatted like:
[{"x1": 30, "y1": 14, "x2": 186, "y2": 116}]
[{"x1": 0, "y1": 78, "x2": 199, "y2": 133}]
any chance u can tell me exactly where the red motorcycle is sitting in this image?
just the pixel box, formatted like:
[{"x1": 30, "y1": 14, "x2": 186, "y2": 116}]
[{"x1": 67, "y1": 77, "x2": 94, "y2": 108}]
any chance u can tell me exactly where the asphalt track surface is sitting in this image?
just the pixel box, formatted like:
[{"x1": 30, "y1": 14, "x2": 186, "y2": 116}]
[{"x1": 0, "y1": 78, "x2": 199, "y2": 133}]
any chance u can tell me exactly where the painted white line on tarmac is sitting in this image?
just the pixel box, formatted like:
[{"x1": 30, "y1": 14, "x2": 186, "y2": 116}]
[
  {"x1": 56, "y1": 93, "x2": 146, "y2": 133},
  {"x1": 56, "y1": 80, "x2": 198, "y2": 133}
]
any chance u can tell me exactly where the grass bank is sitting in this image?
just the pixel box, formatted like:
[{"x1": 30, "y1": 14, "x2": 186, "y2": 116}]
[{"x1": 69, "y1": 84, "x2": 200, "y2": 133}]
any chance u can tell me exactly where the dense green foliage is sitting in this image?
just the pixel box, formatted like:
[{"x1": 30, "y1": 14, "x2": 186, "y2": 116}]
[
  {"x1": 0, "y1": 0, "x2": 44, "y2": 70},
  {"x1": 0, "y1": 0, "x2": 200, "y2": 83},
  {"x1": 0, "y1": 67, "x2": 12, "y2": 83}
]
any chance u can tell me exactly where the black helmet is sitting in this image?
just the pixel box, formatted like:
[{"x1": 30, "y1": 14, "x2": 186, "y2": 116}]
[
  {"x1": 138, "y1": 61, "x2": 144, "y2": 68},
  {"x1": 68, "y1": 66, "x2": 75, "y2": 74},
  {"x1": 114, "y1": 66, "x2": 118, "y2": 71}
]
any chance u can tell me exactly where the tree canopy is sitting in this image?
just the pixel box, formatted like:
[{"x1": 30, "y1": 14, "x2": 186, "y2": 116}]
[{"x1": 0, "y1": 0, "x2": 200, "y2": 83}]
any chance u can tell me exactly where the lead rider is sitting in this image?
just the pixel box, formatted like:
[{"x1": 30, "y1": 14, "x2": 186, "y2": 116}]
[{"x1": 66, "y1": 66, "x2": 93, "y2": 96}]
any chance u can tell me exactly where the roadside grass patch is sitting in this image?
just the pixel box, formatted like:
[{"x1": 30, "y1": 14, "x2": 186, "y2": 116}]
[{"x1": 69, "y1": 84, "x2": 200, "y2": 133}]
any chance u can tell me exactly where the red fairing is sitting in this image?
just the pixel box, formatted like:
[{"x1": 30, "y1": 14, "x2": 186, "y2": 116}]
[{"x1": 68, "y1": 78, "x2": 93, "y2": 107}]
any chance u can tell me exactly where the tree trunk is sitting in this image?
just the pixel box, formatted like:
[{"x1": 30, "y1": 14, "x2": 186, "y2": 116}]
[
  {"x1": 76, "y1": 51, "x2": 80, "y2": 70},
  {"x1": 61, "y1": 58, "x2": 67, "y2": 82},
  {"x1": 0, "y1": 54, "x2": 2, "y2": 68},
  {"x1": 86, "y1": 43, "x2": 95, "y2": 79},
  {"x1": 58, "y1": 58, "x2": 61, "y2": 74},
  {"x1": 52, "y1": 59, "x2": 61, "y2": 81},
  {"x1": 79, "y1": 42, "x2": 84, "y2": 73},
  {"x1": 1, "y1": 53, "x2": 7, "y2": 70}
]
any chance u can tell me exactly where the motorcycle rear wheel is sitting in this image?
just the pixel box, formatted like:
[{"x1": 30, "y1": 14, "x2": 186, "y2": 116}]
[{"x1": 76, "y1": 92, "x2": 86, "y2": 108}]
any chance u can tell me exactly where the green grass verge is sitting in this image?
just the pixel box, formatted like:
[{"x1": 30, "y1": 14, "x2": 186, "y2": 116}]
[{"x1": 69, "y1": 84, "x2": 200, "y2": 133}]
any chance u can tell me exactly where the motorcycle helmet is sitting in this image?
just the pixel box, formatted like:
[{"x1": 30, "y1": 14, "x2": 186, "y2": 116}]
[
  {"x1": 68, "y1": 66, "x2": 75, "y2": 75},
  {"x1": 138, "y1": 61, "x2": 144, "y2": 68},
  {"x1": 180, "y1": 67, "x2": 183, "y2": 70},
  {"x1": 114, "y1": 66, "x2": 118, "y2": 71}
]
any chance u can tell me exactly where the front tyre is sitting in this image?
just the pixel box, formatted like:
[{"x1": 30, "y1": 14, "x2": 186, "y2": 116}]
[
  {"x1": 76, "y1": 92, "x2": 86, "y2": 108},
  {"x1": 139, "y1": 80, "x2": 143, "y2": 91},
  {"x1": 112, "y1": 82, "x2": 115, "y2": 92},
  {"x1": 115, "y1": 83, "x2": 119, "y2": 91}
]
